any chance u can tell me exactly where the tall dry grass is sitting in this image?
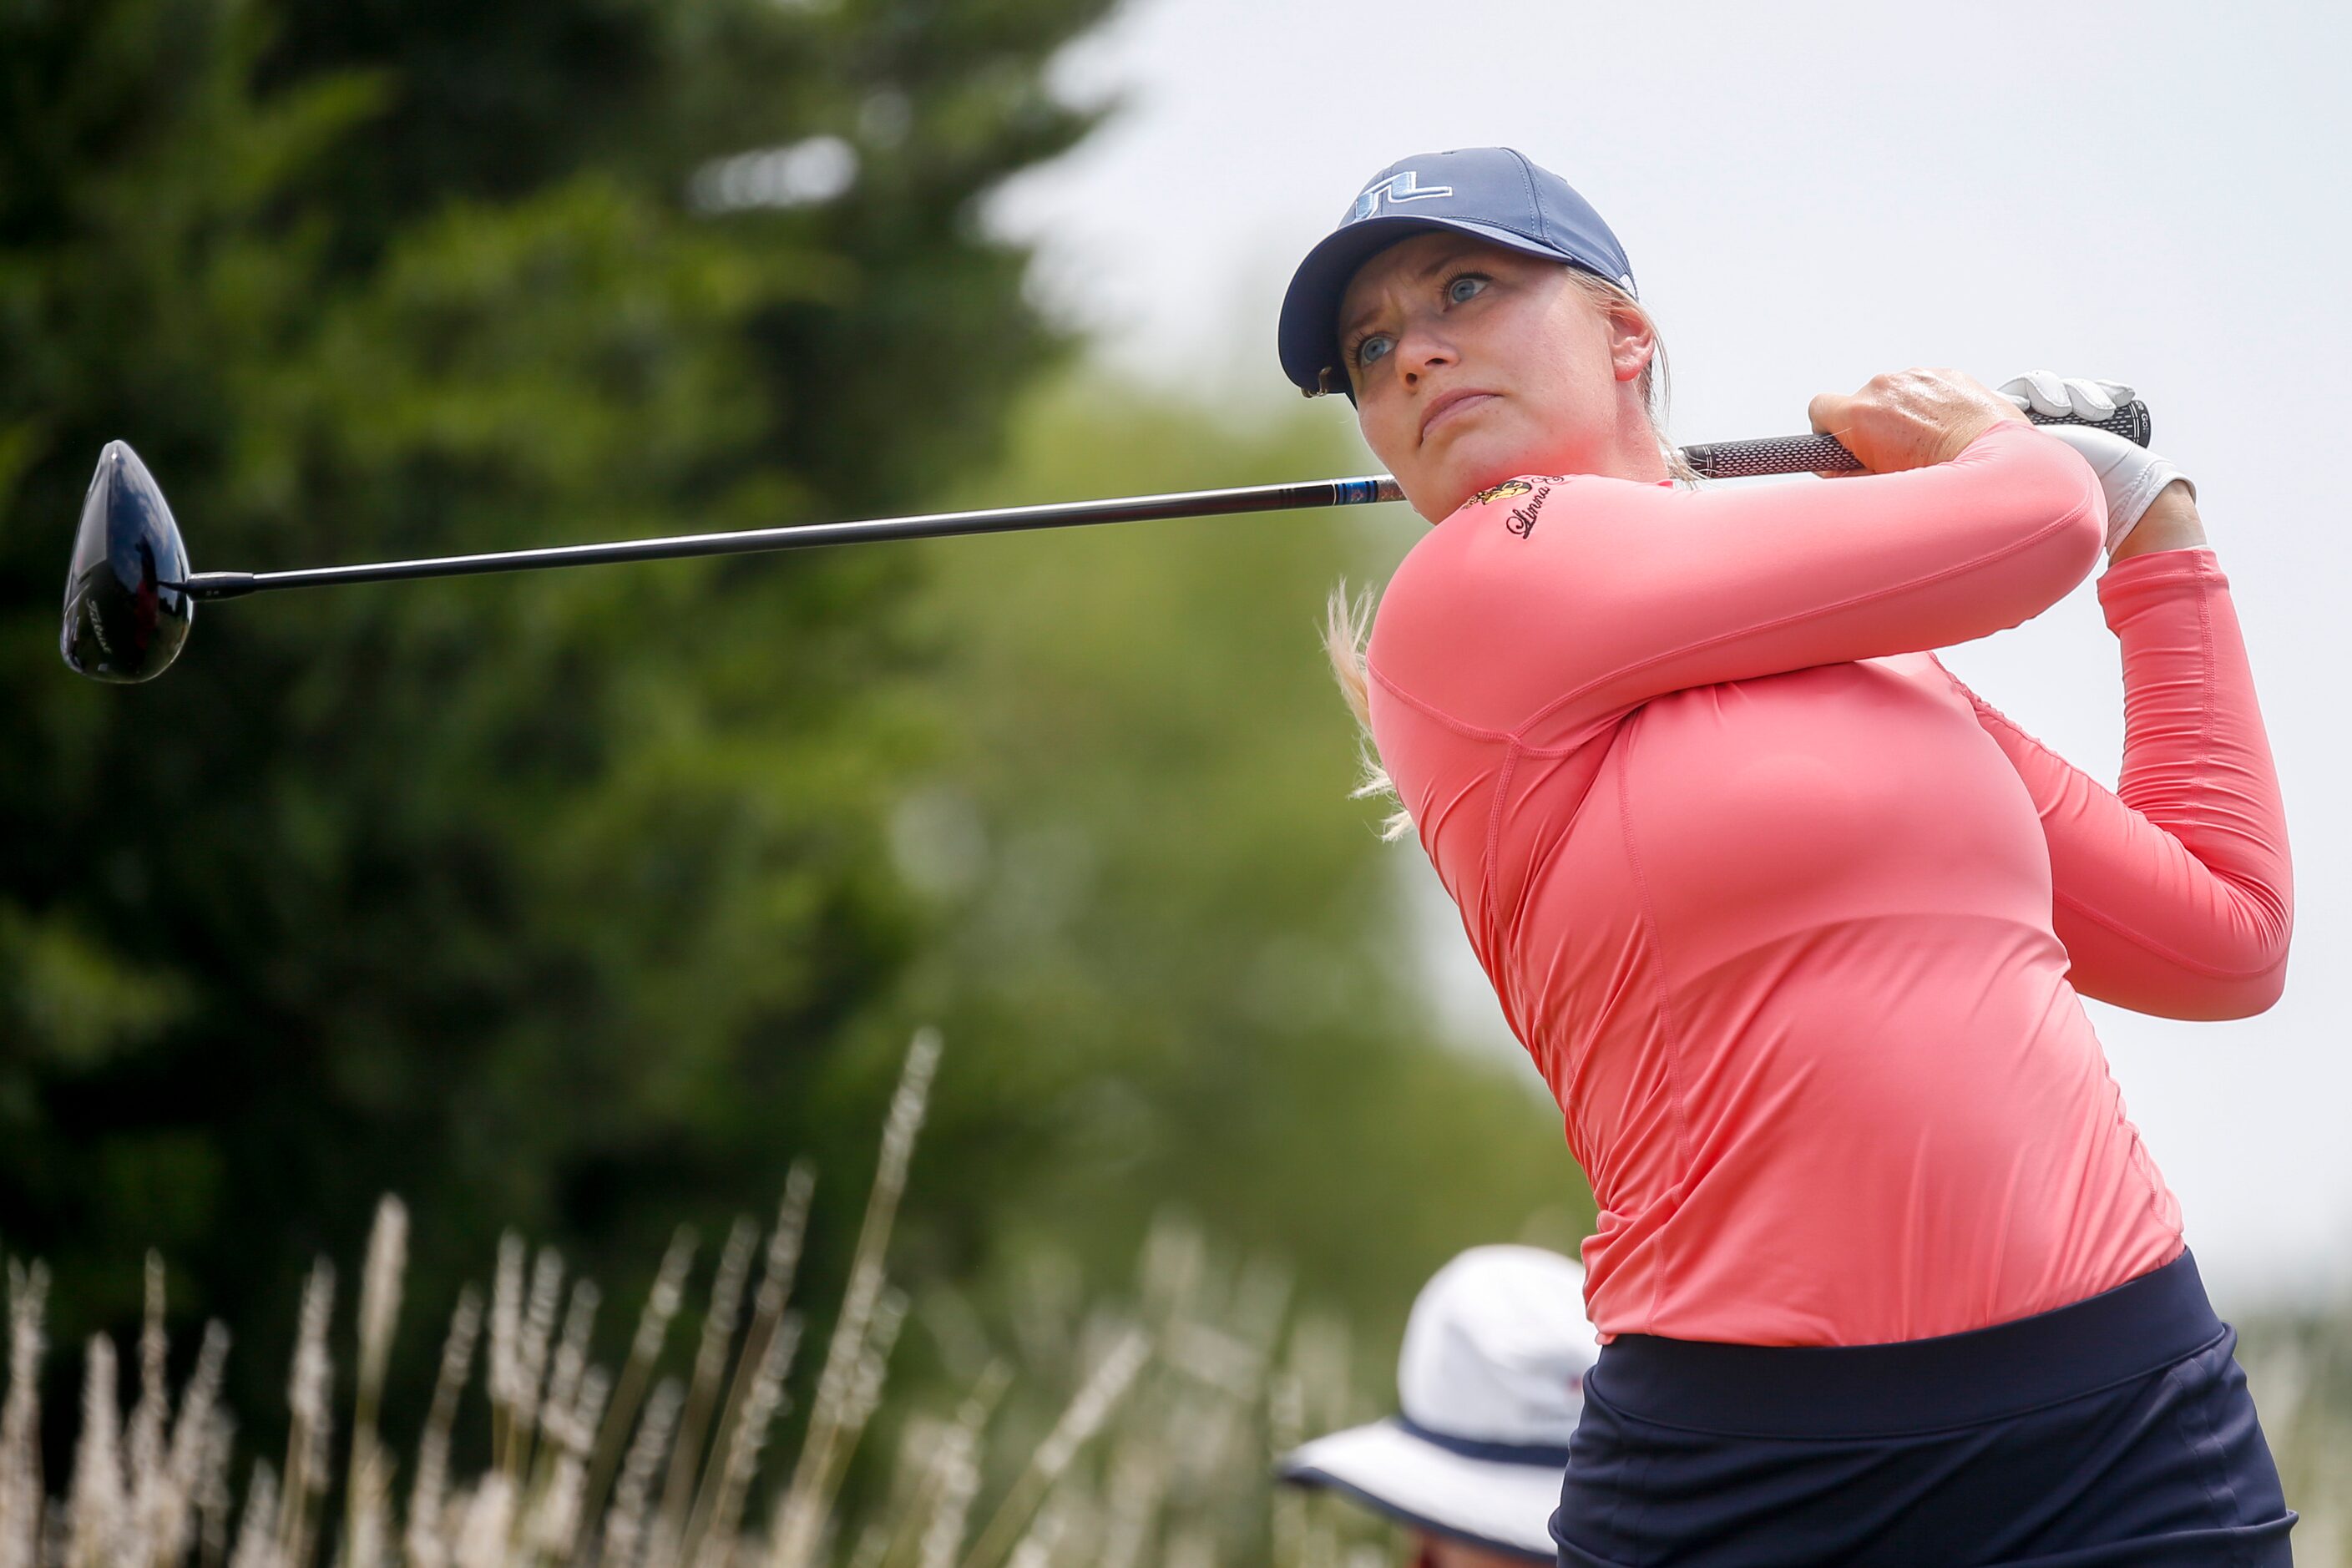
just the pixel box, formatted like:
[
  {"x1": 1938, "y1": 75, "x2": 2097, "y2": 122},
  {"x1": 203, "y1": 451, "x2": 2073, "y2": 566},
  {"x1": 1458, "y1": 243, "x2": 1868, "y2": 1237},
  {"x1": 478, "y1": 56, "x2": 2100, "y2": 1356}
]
[
  {"x1": 0, "y1": 1032, "x2": 1391, "y2": 1568},
  {"x1": 14, "y1": 1029, "x2": 2344, "y2": 1560}
]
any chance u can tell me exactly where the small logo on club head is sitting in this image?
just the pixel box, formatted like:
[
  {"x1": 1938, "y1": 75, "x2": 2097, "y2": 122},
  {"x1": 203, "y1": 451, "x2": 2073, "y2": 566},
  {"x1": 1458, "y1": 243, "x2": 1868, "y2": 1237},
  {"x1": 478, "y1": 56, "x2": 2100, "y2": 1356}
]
[{"x1": 1353, "y1": 171, "x2": 1454, "y2": 222}]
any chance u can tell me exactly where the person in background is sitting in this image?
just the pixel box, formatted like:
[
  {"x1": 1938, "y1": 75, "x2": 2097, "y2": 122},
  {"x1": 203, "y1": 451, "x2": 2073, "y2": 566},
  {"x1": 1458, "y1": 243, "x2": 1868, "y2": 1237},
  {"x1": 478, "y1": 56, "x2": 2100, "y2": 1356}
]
[{"x1": 1278, "y1": 1245, "x2": 1595, "y2": 1566}]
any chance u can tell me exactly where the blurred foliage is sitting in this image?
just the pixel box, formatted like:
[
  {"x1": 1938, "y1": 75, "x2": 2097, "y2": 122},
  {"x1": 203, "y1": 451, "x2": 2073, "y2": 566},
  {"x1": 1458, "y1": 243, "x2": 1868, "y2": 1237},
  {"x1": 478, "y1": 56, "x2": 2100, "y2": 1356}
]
[
  {"x1": 0, "y1": 0, "x2": 1110, "y2": 1451},
  {"x1": 886, "y1": 379, "x2": 1586, "y2": 1365},
  {"x1": 0, "y1": 0, "x2": 1591, "y2": 1504},
  {"x1": 2239, "y1": 1314, "x2": 2352, "y2": 1561}
]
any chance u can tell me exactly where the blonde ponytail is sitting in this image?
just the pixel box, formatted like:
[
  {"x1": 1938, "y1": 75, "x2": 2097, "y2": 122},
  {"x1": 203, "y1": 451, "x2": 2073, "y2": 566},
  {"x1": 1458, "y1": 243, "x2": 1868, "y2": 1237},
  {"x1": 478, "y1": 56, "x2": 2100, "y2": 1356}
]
[{"x1": 1323, "y1": 585, "x2": 1415, "y2": 842}]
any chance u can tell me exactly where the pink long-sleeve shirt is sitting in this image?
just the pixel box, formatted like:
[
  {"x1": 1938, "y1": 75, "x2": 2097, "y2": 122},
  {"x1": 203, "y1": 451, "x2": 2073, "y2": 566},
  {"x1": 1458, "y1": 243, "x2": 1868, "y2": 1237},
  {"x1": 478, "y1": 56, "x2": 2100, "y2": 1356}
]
[{"x1": 1365, "y1": 422, "x2": 2292, "y2": 1346}]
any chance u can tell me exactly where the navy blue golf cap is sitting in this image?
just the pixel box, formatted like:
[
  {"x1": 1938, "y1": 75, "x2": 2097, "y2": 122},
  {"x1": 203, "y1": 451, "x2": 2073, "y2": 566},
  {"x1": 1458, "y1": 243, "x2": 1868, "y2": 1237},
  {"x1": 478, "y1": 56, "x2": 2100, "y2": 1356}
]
[{"x1": 1278, "y1": 148, "x2": 1636, "y2": 397}]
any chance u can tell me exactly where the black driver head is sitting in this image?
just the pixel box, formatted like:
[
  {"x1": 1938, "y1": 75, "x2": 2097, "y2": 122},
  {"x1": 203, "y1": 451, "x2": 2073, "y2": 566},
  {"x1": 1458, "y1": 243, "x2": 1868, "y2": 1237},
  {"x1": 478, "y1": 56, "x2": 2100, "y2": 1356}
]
[{"x1": 61, "y1": 440, "x2": 194, "y2": 683}]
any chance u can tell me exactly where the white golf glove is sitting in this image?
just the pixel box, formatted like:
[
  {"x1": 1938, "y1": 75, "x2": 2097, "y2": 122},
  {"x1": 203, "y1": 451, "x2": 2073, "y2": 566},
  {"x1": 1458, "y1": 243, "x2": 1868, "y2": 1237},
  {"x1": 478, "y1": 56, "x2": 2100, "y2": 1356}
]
[{"x1": 1998, "y1": 372, "x2": 2193, "y2": 554}]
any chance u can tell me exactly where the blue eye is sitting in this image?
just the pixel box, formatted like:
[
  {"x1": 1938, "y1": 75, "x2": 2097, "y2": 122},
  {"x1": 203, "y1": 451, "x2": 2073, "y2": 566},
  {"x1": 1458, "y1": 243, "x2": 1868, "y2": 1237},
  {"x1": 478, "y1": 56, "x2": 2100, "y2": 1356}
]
[
  {"x1": 1447, "y1": 273, "x2": 1490, "y2": 305},
  {"x1": 1354, "y1": 333, "x2": 1394, "y2": 368}
]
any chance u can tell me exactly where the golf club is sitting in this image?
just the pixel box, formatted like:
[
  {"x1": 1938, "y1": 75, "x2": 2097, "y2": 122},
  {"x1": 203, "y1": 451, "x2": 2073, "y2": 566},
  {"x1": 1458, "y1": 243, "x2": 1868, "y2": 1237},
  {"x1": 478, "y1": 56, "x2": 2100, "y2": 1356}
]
[{"x1": 60, "y1": 400, "x2": 2152, "y2": 685}]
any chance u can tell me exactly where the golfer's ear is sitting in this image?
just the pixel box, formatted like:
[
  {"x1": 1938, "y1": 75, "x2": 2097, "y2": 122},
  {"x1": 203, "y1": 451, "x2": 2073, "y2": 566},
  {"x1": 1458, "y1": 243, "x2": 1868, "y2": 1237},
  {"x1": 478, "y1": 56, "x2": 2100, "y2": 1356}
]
[{"x1": 1605, "y1": 297, "x2": 1656, "y2": 384}]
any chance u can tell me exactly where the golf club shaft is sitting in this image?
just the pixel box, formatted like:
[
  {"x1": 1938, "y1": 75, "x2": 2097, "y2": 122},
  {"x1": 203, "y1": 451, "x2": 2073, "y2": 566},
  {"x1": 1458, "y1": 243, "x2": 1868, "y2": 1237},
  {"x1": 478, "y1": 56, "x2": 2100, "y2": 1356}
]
[
  {"x1": 177, "y1": 402, "x2": 2148, "y2": 601},
  {"x1": 179, "y1": 476, "x2": 1407, "y2": 600}
]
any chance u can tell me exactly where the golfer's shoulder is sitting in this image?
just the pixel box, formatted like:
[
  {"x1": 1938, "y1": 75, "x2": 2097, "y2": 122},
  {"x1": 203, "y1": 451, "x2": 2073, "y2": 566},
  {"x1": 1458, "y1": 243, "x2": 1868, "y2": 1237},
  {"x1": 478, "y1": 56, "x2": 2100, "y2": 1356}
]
[{"x1": 1372, "y1": 472, "x2": 1626, "y2": 660}]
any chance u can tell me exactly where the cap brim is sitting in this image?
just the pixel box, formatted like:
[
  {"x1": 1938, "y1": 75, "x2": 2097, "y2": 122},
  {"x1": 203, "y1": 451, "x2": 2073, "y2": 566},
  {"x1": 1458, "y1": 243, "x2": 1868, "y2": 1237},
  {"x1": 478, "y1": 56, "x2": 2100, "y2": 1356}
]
[
  {"x1": 1276, "y1": 1419, "x2": 1561, "y2": 1560},
  {"x1": 1276, "y1": 215, "x2": 1590, "y2": 395}
]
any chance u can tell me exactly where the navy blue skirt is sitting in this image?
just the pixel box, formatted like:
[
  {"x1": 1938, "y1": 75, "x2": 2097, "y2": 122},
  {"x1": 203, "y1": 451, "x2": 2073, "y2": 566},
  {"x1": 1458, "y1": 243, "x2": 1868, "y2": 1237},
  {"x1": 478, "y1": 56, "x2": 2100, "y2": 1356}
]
[{"x1": 1553, "y1": 1252, "x2": 2294, "y2": 1566}]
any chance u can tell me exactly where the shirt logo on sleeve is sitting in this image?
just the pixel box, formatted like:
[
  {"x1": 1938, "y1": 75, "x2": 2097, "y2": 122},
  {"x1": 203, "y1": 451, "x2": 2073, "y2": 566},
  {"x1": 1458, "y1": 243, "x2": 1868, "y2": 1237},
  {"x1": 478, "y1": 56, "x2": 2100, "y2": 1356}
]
[
  {"x1": 1454, "y1": 478, "x2": 1556, "y2": 538},
  {"x1": 1458, "y1": 479, "x2": 1552, "y2": 540},
  {"x1": 1500, "y1": 483, "x2": 1554, "y2": 539}
]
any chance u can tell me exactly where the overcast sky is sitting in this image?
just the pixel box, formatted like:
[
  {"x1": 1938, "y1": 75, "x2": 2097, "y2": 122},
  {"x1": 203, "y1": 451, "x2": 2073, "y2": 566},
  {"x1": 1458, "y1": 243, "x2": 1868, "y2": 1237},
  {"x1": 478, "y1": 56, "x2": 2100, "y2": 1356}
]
[{"x1": 987, "y1": 0, "x2": 2352, "y2": 1309}]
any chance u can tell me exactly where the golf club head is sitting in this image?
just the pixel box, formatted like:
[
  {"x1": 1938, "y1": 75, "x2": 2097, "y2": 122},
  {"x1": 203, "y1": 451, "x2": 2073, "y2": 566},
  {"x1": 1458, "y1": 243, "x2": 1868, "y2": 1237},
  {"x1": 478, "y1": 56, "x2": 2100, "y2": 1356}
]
[{"x1": 61, "y1": 440, "x2": 193, "y2": 683}]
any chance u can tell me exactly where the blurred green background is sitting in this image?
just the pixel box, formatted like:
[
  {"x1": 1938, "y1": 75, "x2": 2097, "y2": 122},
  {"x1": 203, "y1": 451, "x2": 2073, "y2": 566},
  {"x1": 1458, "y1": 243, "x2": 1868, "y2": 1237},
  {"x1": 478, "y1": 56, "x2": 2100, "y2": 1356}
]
[{"x1": 0, "y1": 0, "x2": 1582, "y2": 1489}]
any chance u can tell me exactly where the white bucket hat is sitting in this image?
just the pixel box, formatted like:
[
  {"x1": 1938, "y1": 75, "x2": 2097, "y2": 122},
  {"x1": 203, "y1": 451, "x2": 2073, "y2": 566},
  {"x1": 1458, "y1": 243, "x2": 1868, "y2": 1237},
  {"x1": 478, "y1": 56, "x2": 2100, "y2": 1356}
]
[{"x1": 1277, "y1": 1245, "x2": 1596, "y2": 1560}]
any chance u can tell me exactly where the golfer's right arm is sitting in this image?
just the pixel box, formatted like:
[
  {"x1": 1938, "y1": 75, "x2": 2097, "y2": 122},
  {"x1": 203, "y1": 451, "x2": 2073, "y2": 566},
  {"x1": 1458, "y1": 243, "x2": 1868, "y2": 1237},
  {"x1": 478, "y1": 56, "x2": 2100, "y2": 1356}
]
[{"x1": 1368, "y1": 373, "x2": 2104, "y2": 745}]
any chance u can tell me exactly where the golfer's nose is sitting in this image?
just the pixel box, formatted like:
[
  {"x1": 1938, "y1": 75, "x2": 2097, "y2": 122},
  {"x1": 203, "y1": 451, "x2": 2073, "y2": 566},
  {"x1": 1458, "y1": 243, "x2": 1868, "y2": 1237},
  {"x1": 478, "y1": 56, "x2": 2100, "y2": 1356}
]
[{"x1": 1396, "y1": 323, "x2": 1454, "y2": 389}]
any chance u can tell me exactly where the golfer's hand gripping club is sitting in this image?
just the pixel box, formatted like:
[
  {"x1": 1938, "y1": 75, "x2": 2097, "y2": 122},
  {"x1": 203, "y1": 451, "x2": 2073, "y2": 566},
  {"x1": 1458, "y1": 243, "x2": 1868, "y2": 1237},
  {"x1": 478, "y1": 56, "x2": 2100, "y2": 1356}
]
[
  {"x1": 1997, "y1": 372, "x2": 2191, "y2": 554},
  {"x1": 1682, "y1": 392, "x2": 2152, "y2": 481}
]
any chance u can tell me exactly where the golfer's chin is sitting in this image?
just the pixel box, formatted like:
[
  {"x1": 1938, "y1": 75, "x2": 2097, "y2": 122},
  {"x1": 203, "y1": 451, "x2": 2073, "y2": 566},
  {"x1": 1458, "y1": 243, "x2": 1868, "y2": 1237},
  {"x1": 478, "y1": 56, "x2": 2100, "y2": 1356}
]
[{"x1": 1420, "y1": 427, "x2": 1552, "y2": 520}]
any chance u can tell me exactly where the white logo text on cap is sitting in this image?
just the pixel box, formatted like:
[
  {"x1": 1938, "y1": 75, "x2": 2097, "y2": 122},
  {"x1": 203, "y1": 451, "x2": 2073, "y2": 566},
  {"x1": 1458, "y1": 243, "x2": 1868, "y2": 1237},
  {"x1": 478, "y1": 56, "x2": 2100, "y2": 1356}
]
[{"x1": 1353, "y1": 171, "x2": 1454, "y2": 222}]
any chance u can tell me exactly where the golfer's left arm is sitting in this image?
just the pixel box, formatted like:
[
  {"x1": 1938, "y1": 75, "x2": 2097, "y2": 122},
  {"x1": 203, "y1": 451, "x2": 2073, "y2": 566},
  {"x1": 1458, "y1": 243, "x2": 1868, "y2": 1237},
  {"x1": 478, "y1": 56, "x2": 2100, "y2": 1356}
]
[{"x1": 1954, "y1": 473, "x2": 2292, "y2": 1020}]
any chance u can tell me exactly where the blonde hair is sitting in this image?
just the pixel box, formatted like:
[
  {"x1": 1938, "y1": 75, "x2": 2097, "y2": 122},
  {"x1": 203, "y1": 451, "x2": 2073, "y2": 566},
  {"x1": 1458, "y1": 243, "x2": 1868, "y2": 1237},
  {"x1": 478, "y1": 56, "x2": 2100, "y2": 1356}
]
[
  {"x1": 1323, "y1": 585, "x2": 1415, "y2": 841},
  {"x1": 1326, "y1": 271, "x2": 1694, "y2": 840}
]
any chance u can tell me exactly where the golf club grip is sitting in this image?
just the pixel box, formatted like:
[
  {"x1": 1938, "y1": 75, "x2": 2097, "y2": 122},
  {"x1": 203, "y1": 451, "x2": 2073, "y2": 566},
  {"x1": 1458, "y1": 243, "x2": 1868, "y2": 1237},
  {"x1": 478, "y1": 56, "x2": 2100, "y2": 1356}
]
[{"x1": 1681, "y1": 401, "x2": 2152, "y2": 481}]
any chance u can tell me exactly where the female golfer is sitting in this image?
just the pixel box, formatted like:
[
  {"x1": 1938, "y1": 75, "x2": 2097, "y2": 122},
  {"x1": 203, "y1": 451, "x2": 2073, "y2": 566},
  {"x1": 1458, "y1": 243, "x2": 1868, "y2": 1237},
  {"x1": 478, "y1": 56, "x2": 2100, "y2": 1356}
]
[{"x1": 1282, "y1": 148, "x2": 2294, "y2": 1565}]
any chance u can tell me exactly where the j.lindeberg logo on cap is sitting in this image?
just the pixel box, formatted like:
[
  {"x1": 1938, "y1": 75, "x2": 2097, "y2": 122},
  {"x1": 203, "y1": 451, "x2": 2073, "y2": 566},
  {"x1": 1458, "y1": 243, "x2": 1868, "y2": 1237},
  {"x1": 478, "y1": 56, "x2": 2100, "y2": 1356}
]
[{"x1": 1353, "y1": 171, "x2": 1454, "y2": 222}]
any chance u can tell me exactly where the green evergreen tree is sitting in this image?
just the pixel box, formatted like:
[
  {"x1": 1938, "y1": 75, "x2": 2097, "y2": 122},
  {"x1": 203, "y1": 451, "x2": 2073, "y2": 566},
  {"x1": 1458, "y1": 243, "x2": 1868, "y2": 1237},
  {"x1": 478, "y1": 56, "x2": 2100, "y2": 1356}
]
[{"x1": 0, "y1": 0, "x2": 1109, "y2": 1439}]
